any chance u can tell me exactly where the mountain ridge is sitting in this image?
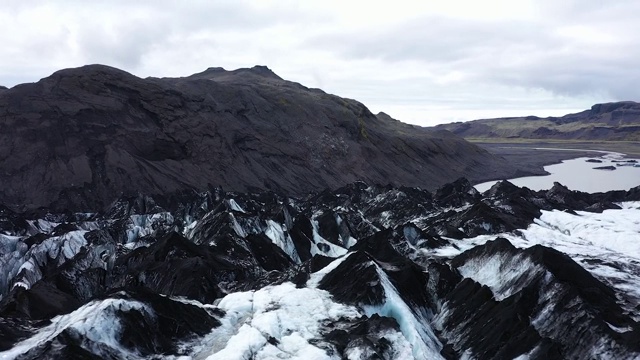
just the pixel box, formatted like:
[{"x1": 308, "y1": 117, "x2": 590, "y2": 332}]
[
  {"x1": 0, "y1": 64, "x2": 520, "y2": 212},
  {"x1": 435, "y1": 101, "x2": 640, "y2": 141}
]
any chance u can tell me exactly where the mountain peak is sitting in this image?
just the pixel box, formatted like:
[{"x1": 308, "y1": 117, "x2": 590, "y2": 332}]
[
  {"x1": 189, "y1": 65, "x2": 282, "y2": 81},
  {"x1": 247, "y1": 65, "x2": 280, "y2": 78},
  {"x1": 229, "y1": 65, "x2": 282, "y2": 80},
  {"x1": 589, "y1": 101, "x2": 640, "y2": 115},
  {"x1": 376, "y1": 112, "x2": 393, "y2": 120},
  {"x1": 49, "y1": 64, "x2": 136, "y2": 80},
  {"x1": 0, "y1": 63, "x2": 518, "y2": 212}
]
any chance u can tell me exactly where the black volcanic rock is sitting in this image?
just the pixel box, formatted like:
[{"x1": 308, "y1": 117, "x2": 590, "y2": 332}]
[
  {"x1": 331, "y1": 228, "x2": 434, "y2": 309},
  {"x1": 0, "y1": 64, "x2": 519, "y2": 212},
  {"x1": 543, "y1": 182, "x2": 591, "y2": 210},
  {"x1": 525, "y1": 244, "x2": 639, "y2": 335},
  {"x1": 434, "y1": 177, "x2": 480, "y2": 207},
  {"x1": 109, "y1": 231, "x2": 268, "y2": 301},
  {"x1": 0, "y1": 318, "x2": 31, "y2": 351},
  {"x1": 320, "y1": 314, "x2": 404, "y2": 359},
  {"x1": 318, "y1": 251, "x2": 386, "y2": 305},
  {"x1": 439, "y1": 277, "x2": 558, "y2": 360},
  {"x1": 289, "y1": 215, "x2": 316, "y2": 262}
]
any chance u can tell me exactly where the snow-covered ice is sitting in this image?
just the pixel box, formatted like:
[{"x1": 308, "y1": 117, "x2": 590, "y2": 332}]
[
  {"x1": 264, "y1": 220, "x2": 301, "y2": 263},
  {"x1": 194, "y1": 282, "x2": 362, "y2": 359},
  {"x1": 428, "y1": 203, "x2": 640, "y2": 317},
  {"x1": 0, "y1": 297, "x2": 151, "y2": 359},
  {"x1": 457, "y1": 252, "x2": 542, "y2": 301}
]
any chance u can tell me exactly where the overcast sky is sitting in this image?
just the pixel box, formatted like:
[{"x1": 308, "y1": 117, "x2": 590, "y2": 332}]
[{"x1": 1, "y1": 0, "x2": 638, "y2": 126}]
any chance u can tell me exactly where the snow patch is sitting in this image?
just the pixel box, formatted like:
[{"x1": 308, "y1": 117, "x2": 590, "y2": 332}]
[
  {"x1": 606, "y1": 322, "x2": 633, "y2": 333},
  {"x1": 457, "y1": 252, "x2": 543, "y2": 301},
  {"x1": 310, "y1": 220, "x2": 347, "y2": 258},
  {"x1": 183, "y1": 219, "x2": 199, "y2": 239},
  {"x1": 196, "y1": 282, "x2": 361, "y2": 359}
]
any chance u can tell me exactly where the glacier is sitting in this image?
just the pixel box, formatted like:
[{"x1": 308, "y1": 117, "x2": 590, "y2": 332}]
[{"x1": 0, "y1": 179, "x2": 639, "y2": 359}]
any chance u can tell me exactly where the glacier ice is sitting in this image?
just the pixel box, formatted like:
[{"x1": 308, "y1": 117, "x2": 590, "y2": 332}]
[
  {"x1": 1, "y1": 184, "x2": 639, "y2": 359},
  {"x1": 0, "y1": 297, "x2": 151, "y2": 359},
  {"x1": 194, "y1": 282, "x2": 361, "y2": 359},
  {"x1": 362, "y1": 264, "x2": 444, "y2": 360}
]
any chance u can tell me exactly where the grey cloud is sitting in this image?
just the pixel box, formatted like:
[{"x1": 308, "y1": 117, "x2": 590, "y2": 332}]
[
  {"x1": 310, "y1": 17, "x2": 549, "y2": 64},
  {"x1": 75, "y1": 21, "x2": 166, "y2": 69},
  {"x1": 493, "y1": 56, "x2": 640, "y2": 100},
  {"x1": 2, "y1": 0, "x2": 638, "y2": 124},
  {"x1": 308, "y1": 3, "x2": 640, "y2": 100},
  {"x1": 71, "y1": 2, "x2": 297, "y2": 68},
  {"x1": 1, "y1": 1, "x2": 327, "y2": 81}
]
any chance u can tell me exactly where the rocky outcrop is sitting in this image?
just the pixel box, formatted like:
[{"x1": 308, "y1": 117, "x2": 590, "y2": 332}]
[{"x1": 0, "y1": 64, "x2": 519, "y2": 213}]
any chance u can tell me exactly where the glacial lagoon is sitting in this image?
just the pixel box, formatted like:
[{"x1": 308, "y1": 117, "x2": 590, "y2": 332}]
[{"x1": 475, "y1": 150, "x2": 640, "y2": 193}]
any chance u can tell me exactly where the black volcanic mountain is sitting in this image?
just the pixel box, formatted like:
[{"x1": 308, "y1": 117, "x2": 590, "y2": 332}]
[
  {"x1": 0, "y1": 64, "x2": 518, "y2": 212},
  {"x1": 435, "y1": 101, "x2": 640, "y2": 141}
]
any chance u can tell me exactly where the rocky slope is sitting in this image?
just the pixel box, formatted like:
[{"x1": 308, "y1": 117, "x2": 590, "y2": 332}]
[
  {"x1": 0, "y1": 65, "x2": 518, "y2": 213},
  {"x1": 435, "y1": 101, "x2": 640, "y2": 141}
]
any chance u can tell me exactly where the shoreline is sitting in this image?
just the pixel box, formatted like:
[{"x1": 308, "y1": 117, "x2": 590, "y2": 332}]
[
  {"x1": 471, "y1": 139, "x2": 640, "y2": 156},
  {"x1": 472, "y1": 140, "x2": 640, "y2": 184}
]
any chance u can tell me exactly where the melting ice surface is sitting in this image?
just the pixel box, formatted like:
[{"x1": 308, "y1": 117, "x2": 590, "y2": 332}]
[
  {"x1": 185, "y1": 278, "x2": 416, "y2": 359},
  {"x1": 362, "y1": 265, "x2": 443, "y2": 359},
  {"x1": 0, "y1": 297, "x2": 151, "y2": 359},
  {"x1": 475, "y1": 151, "x2": 640, "y2": 192},
  {"x1": 457, "y1": 252, "x2": 542, "y2": 301},
  {"x1": 201, "y1": 282, "x2": 362, "y2": 359},
  {"x1": 2, "y1": 197, "x2": 640, "y2": 358},
  {"x1": 431, "y1": 202, "x2": 640, "y2": 314}
]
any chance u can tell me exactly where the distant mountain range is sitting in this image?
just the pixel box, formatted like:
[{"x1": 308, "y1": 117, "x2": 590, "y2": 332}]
[
  {"x1": 435, "y1": 101, "x2": 640, "y2": 141},
  {"x1": 0, "y1": 65, "x2": 520, "y2": 212}
]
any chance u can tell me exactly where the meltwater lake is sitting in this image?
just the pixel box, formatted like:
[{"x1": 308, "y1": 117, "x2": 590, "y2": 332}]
[{"x1": 475, "y1": 149, "x2": 640, "y2": 193}]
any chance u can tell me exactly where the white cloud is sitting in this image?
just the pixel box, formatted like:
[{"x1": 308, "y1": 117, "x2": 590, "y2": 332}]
[{"x1": 0, "y1": 0, "x2": 637, "y2": 125}]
